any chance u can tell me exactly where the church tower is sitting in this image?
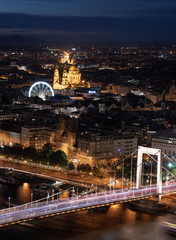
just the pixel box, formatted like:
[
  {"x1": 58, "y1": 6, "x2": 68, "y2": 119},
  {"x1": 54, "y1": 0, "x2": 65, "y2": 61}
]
[
  {"x1": 62, "y1": 65, "x2": 68, "y2": 85},
  {"x1": 53, "y1": 65, "x2": 60, "y2": 89},
  {"x1": 53, "y1": 58, "x2": 88, "y2": 90}
]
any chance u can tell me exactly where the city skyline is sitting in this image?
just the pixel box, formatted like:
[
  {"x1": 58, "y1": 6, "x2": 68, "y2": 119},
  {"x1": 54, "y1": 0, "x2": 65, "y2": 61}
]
[
  {"x1": 0, "y1": 12, "x2": 175, "y2": 235},
  {"x1": 0, "y1": 0, "x2": 175, "y2": 237}
]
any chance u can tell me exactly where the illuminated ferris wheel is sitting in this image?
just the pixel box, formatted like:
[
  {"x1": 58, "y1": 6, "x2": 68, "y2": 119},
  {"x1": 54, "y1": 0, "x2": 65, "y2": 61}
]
[{"x1": 28, "y1": 81, "x2": 55, "y2": 101}]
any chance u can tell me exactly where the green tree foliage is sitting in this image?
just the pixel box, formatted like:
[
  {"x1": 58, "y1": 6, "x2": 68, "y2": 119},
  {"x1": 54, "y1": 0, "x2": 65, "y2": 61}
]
[
  {"x1": 51, "y1": 150, "x2": 68, "y2": 167},
  {"x1": 3, "y1": 144, "x2": 23, "y2": 158},
  {"x1": 68, "y1": 162, "x2": 75, "y2": 170},
  {"x1": 23, "y1": 147, "x2": 38, "y2": 160},
  {"x1": 172, "y1": 167, "x2": 176, "y2": 177},
  {"x1": 42, "y1": 143, "x2": 53, "y2": 153},
  {"x1": 0, "y1": 143, "x2": 68, "y2": 168},
  {"x1": 3, "y1": 145, "x2": 12, "y2": 157},
  {"x1": 11, "y1": 143, "x2": 23, "y2": 157},
  {"x1": 41, "y1": 143, "x2": 53, "y2": 163}
]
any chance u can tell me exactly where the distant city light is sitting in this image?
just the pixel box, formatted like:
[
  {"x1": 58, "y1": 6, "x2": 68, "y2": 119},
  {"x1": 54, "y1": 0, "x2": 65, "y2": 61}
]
[
  {"x1": 88, "y1": 91, "x2": 96, "y2": 94},
  {"x1": 73, "y1": 158, "x2": 78, "y2": 163},
  {"x1": 168, "y1": 162, "x2": 173, "y2": 168}
]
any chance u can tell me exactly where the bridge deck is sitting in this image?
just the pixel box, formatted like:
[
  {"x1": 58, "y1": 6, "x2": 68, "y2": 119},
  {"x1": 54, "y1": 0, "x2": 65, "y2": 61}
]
[{"x1": 0, "y1": 182, "x2": 175, "y2": 228}]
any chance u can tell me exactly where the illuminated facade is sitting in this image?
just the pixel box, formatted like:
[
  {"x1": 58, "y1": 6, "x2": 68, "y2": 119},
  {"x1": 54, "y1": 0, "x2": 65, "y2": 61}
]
[
  {"x1": 164, "y1": 82, "x2": 176, "y2": 101},
  {"x1": 60, "y1": 51, "x2": 70, "y2": 64},
  {"x1": 0, "y1": 125, "x2": 55, "y2": 150},
  {"x1": 53, "y1": 59, "x2": 88, "y2": 90},
  {"x1": 55, "y1": 115, "x2": 138, "y2": 165},
  {"x1": 151, "y1": 127, "x2": 176, "y2": 158}
]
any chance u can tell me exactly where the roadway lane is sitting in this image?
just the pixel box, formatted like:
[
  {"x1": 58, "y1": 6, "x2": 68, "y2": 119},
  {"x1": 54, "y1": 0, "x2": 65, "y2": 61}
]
[{"x1": 0, "y1": 182, "x2": 175, "y2": 226}]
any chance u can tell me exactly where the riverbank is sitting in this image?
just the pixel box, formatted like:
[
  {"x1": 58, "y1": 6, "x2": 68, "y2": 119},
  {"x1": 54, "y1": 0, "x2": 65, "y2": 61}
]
[
  {"x1": 0, "y1": 158, "x2": 117, "y2": 188},
  {"x1": 0, "y1": 167, "x2": 89, "y2": 202},
  {"x1": 123, "y1": 193, "x2": 176, "y2": 216},
  {"x1": 161, "y1": 194, "x2": 176, "y2": 213},
  {"x1": 0, "y1": 169, "x2": 175, "y2": 240}
]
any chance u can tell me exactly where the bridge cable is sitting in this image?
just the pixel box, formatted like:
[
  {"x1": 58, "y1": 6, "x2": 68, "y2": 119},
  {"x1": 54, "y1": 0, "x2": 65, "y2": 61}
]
[
  {"x1": 147, "y1": 153, "x2": 176, "y2": 179},
  {"x1": 0, "y1": 149, "x2": 139, "y2": 213}
]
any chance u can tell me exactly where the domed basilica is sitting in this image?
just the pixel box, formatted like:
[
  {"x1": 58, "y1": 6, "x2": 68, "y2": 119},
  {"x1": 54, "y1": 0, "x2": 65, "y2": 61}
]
[{"x1": 53, "y1": 58, "x2": 89, "y2": 90}]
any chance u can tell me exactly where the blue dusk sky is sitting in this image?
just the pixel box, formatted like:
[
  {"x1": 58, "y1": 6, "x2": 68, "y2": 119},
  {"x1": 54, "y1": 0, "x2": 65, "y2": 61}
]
[{"x1": 0, "y1": 0, "x2": 176, "y2": 43}]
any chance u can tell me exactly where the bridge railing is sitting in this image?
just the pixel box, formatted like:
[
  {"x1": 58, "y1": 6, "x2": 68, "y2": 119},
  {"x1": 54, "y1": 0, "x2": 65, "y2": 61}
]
[
  {"x1": 0, "y1": 185, "x2": 163, "y2": 226},
  {"x1": 1, "y1": 179, "x2": 175, "y2": 217},
  {"x1": 1, "y1": 181, "x2": 176, "y2": 226},
  {"x1": 0, "y1": 183, "x2": 159, "y2": 216}
]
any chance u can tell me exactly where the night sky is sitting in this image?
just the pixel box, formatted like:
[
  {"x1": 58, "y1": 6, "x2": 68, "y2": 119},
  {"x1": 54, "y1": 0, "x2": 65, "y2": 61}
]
[{"x1": 0, "y1": 0, "x2": 176, "y2": 44}]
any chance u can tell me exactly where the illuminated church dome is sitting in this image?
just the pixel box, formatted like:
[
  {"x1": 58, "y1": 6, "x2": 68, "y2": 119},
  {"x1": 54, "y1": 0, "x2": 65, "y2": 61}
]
[
  {"x1": 69, "y1": 65, "x2": 79, "y2": 72},
  {"x1": 53, "y1": 58, "x2": 89, "y2": 90}
]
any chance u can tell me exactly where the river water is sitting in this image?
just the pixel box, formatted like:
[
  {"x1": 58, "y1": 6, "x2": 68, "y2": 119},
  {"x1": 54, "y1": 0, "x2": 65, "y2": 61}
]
[{"x1": 0, "y1": 182, "x2": 175, "y2": 240}]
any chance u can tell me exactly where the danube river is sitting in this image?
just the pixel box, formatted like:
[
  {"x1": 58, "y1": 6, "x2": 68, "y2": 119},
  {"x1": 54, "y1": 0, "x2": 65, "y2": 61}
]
[{"x1": 0, "y1": 182, "x2": 175, "y2": 240}]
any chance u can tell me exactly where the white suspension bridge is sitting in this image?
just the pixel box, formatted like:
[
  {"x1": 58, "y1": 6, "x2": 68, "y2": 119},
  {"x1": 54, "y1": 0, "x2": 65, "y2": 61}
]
[{"x1": 0, "y1": 146, "x2": 176, "y2": 228}]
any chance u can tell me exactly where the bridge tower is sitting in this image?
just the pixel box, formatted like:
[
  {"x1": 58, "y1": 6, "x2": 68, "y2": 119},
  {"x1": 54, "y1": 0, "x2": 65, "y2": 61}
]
[{"x1": 136, "y1": 146, "x2": 162, "y2": 194}]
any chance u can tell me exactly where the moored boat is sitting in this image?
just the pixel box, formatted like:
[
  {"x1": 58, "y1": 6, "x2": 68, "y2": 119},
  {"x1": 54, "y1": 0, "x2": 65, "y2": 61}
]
[{"x1": 162, "y1": 221, "x2": 176, "y2": 234}]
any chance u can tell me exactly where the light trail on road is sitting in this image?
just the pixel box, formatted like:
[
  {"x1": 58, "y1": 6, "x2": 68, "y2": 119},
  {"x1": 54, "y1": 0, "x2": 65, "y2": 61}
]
[{"x1": 0, "y1": 181, "x2": 175, "y2": 227}]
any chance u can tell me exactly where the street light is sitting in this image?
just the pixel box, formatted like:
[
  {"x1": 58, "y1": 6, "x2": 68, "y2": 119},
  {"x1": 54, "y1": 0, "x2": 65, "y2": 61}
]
[
  {"x1": 146, "y1": 175, "x2": 149, "y2": 185},
  {"x1": 8, "y1": 197, "x2": 11, "y2": 209},
  {"x1": 47, "y1": 193, "x2": 49, "y2": 204},
  {"x1": 31, "y1": 193, "x2": 33, "y2": 207},
  {"x1": 31, "y1": 192, "x2": 33, "y2": 202},
  {"x1": 52, "y1": 189, "x2": 54, "y2": 203},
  {"x1": 166, "y1": 174, "x2": 170, "y2": 181},
  {"x1": 109, "y1": 177, "x2": 112, "y2": 190},
  {"x1": 168, "y1": 162, "x2": 173, "y2": 168}
]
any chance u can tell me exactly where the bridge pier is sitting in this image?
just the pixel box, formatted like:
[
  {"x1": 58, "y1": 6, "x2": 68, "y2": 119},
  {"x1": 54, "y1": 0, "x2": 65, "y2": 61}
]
[
  {"x1": 159, "y1": 195, "x2": 162, "y2": 203},
  {"x1": 136, "y1": 146, "x2": 162, "y2": 194}
]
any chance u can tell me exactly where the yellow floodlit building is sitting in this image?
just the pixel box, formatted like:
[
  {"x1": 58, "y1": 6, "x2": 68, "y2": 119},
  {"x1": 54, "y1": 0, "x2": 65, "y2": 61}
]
[{"x1": 53, "y1": 59, "x2": 88, "y2": 90}]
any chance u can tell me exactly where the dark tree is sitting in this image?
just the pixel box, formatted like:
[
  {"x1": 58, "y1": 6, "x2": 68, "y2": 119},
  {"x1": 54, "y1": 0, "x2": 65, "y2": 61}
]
[
  {"x1": 77, "y1": 163, "x2": 92, "y2": 172},
  {"x1": 51, "y1": 150, "x2": 68, "y2": 167},
  {"x1": 68, "y1": 162, "x2": 75, "y2": 170},
  {"x1": 23, "y1": 147, "x2": 38, "y2": 160},
  {"x1": 42, "y1": 143, "x2": 53, "y2": 163}
]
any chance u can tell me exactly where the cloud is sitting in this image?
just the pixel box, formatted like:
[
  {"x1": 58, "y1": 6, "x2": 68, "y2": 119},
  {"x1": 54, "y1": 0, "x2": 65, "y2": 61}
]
[
  {"x1": 1, "y1": 0, "x2": 176, "y2": 18},
  {"x1": 0, "y1": 12, "x2": 175, "y2": 43}
]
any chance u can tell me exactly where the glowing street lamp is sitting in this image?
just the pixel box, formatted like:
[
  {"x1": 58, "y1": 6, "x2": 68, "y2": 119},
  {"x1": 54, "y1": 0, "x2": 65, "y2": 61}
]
[{"x1": 168, "y1": 162, "x2": 173, "y2": 168}]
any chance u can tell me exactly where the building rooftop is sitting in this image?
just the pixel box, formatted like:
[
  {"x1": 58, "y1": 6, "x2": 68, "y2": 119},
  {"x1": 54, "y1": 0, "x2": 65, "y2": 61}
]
[{"x1": 153, "y1": 127, "x2": 176, "y2": 139}]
